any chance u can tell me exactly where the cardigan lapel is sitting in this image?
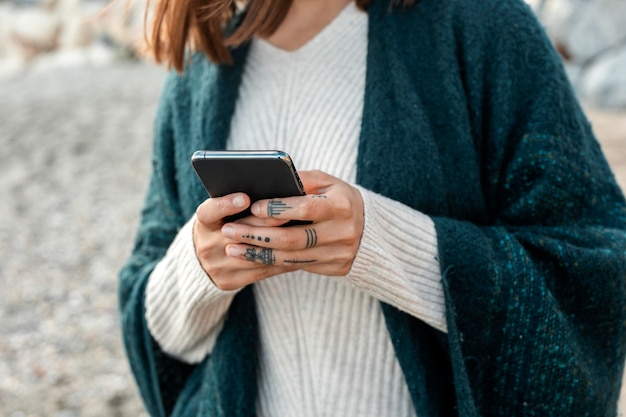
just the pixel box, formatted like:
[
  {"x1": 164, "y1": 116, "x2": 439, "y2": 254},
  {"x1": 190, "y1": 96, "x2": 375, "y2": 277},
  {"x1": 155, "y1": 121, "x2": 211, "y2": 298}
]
[
  {"x1": 359, "y1": 3, "x2": 458, "y2": 416},
  {"x1": 357, "y1": 0, "x2": 448, "y2": 217}
]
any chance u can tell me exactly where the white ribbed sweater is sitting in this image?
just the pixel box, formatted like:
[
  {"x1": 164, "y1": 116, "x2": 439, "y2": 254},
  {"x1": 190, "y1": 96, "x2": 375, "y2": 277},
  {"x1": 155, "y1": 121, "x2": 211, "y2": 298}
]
[{"x1": 146, "y1": 3, "x2": 447, "y2": 416}]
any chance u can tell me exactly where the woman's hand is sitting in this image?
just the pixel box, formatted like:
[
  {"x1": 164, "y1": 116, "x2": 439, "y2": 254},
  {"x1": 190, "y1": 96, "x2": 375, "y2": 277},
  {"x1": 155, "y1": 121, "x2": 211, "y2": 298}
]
[
  {"x1": 193, "y1": 192, "x2": 287, "y2": 290},
  {"x1": 220, "y1": 170, "x2": 365, "y2": 285}
]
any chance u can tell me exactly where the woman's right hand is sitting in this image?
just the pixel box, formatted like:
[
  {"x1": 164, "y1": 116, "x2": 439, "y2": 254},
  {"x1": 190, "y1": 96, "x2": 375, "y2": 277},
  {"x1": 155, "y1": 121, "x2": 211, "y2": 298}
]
[{"x1": 193, "y1": 193, "x2": 291, "y2": 290}]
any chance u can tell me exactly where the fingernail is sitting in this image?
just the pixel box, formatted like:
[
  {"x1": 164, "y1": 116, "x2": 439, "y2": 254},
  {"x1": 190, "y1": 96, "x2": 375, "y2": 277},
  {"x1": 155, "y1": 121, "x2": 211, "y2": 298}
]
[
  {"x1": 226, "y1": 245, "x2": 240, "y2": 257},
  {"x1": 251, "y1": 202, "x2": 260, "y2": 215},
  {"x1": 233, "y1": 194, "x2": 246, "y2": 208},
  {"x1": 222, "y1": 225, "x2": 234, "y2": 238}
]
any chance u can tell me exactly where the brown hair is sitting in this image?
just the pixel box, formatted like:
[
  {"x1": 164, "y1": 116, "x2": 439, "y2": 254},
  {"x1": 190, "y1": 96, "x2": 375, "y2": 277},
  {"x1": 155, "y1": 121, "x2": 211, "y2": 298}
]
[{"x1": 147, "y1": 0, "x2": 414, "y2": 72}]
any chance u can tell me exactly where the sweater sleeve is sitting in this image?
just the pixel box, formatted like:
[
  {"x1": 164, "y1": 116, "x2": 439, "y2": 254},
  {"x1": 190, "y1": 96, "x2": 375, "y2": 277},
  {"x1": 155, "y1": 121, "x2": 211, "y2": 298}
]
[
  {"x1": 431, "y1": 2, "x2": 626, "y2": 416},
  {"x1": 346, "y1": 186, "x2": 446, "y2": 333},
  {"x1": 145, "y1": 214, "x2": 239, "y2": 363}
]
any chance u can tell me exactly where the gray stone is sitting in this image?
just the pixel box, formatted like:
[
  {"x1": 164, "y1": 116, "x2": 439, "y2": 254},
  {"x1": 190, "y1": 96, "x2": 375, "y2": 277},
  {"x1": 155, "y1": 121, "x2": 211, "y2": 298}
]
[
  {"x1": 579, "y1": 44, "x2": 626, "y2": 108},
  {"x1": 527, "y1": 0, "x2": 626, "y2": 108},
  {"x1": 535, "y1": 0, "x2": 626, "y2": 63}
]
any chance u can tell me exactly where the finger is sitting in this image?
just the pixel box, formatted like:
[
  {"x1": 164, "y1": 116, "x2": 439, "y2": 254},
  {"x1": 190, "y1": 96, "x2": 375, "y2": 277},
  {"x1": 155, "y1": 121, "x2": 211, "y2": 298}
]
[
  {"x1": 225, "y1": 242, "x2": 357, "y2": 277},
  {"x1": 196, "y1": 193, "x2": 250, "y2": 226},
  {"x1": 250, "y1": 194, "x2": 331, "y2": 222},
  {"x1": 209, "y1": 262, "x2": 291, "y2": 290},
  {"x1": 235, "y1": 215, "x2": 289, "y2": 228},
  {"x1": 222, "y1": 223, "x2": 322, "y2": 250},
  {"x1": 225, "y1": 244, "x2": 320, "y2": 267}
]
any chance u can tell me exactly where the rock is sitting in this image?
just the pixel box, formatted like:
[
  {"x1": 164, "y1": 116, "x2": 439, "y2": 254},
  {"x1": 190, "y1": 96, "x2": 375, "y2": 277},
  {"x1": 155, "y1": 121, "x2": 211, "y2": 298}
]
[
  {"x1": 9, "y1": 7, "x2": 60, "y2": 53},
  {"x1": 538, "y1": 0, "x2": 626, "y2": 64},
  {"x1": 527, "y1": 0, "x2": 626, "y2": 108},
  {"x1": 579, "y1": 44, "x2": 626, "y2": 108},
  {"x1": 0, "y1": 0, "x2": 144, "y2": 80}
]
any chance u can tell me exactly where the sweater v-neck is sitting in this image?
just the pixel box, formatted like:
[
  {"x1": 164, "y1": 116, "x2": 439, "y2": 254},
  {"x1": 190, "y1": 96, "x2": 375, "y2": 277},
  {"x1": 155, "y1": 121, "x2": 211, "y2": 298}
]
[{"x1": 254, "y1": 2, "x2": 363, "y2": 59}]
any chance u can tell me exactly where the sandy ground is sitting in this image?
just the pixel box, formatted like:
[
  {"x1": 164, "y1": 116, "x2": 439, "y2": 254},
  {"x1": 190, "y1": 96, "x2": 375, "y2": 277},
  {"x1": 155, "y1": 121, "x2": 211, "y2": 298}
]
[
  {"x1": 0, "y1": 62, "x2": 165, "y2": 417},
  {"x1": 0, "y1": 62, "x2": 624, "y2": 416}
]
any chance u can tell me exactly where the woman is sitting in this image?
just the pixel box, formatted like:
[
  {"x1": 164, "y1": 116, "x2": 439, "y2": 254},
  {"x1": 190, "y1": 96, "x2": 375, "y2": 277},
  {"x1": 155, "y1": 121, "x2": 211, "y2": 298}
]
[{"x1": 119, "y1": 0, "x2": 626, "y2": 415}]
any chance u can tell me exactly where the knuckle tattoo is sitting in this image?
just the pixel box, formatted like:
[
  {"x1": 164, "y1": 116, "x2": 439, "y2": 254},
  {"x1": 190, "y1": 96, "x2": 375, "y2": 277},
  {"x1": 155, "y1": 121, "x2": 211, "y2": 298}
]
[
  {"x1": 243, "y1": 234, "x2": 271, "y2": 243},
  {"x1": 284, "y1": 259, "x2": 317, "y2": 264},
  {"x1": 243, "y1": 248, "x2": 276, "y2": 265},
  {"x1": 305, "y1": 228, "x2": 318, "y2": 249},
  {"x1": 267, "y1": 200, "x2": 291, "y2": 218}
]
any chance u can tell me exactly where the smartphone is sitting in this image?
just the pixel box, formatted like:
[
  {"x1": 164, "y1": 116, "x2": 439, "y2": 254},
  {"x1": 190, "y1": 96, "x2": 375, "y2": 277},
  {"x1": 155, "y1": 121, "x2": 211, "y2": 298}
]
[{"x1": 191, "y1": 150, "x2": 307, "y2": 223}]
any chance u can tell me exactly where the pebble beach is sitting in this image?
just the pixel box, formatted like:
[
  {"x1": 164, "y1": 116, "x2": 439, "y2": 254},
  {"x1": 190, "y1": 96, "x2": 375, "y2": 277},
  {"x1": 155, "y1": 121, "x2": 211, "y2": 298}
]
[
  {"x1": 0, "y1": 62, "x2": 165, "y2": 416},
  {"x1": 0, "y1": 61, "x2": 624, "y2": 416}
]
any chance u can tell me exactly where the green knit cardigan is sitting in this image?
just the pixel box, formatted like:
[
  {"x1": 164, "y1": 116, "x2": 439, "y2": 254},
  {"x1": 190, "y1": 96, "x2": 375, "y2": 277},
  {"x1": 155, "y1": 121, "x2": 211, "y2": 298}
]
[{"x1": 119, "y1": 0, "x2": 626, "y2": 415}]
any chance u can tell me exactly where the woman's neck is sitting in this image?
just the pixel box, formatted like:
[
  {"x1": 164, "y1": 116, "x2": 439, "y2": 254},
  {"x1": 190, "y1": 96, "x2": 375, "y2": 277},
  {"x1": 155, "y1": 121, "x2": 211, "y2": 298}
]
[{"x1": 263, "y1": 0, "x2": 353, "y2": 51}]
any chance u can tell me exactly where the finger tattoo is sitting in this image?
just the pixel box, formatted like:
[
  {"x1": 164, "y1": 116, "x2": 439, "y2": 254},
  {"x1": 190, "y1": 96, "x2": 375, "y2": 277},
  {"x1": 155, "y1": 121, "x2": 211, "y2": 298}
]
[
  {"x1": 305, "y1": 228, "x2": 318, "y2": 249},
  {"x1": 284, "y1": 259, "x2": 317, "y2": 264},
  {"x1": 244, "y1": 248, "x2": 276, "y2": 265},
  {"x1": 267, "y1": 201, "x2": 292, "y2": 218},
  {"x1": 243, "y1": 234, "x2": 271, "y2": 243}
]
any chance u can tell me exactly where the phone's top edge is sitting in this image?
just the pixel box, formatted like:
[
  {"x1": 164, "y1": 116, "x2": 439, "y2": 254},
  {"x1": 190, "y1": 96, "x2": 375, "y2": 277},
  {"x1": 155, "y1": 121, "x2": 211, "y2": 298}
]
[{"x1": 191, "y1": 150, "x2": 291, "y2": 161}]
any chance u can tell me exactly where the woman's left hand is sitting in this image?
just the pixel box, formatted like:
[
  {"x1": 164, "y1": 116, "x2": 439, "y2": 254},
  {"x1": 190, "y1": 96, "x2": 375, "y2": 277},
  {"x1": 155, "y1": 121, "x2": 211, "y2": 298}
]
[{"x1": 221, "y1": 170, "x2": 365, "y2": 277}]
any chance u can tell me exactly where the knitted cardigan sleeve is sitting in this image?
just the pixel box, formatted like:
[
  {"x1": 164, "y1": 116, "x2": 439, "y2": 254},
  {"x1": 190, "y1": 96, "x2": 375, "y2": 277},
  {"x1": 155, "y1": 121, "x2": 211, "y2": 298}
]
[
  {"x1": 118, "y1": 71, "x2": 197, "y2": 417},
  {"x1": 428, "y1": 1, "x2": 626, "y2": 415}
]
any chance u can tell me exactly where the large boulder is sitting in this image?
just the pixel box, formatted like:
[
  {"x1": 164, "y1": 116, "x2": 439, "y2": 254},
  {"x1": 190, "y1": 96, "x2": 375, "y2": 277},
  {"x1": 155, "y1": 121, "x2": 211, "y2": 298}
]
[
  {"x1": 0, "y1": 0, "x2": 143, "y2": 79},
  {"x1": 527, "y1": 0, "x2": 626, "y2": 108}
]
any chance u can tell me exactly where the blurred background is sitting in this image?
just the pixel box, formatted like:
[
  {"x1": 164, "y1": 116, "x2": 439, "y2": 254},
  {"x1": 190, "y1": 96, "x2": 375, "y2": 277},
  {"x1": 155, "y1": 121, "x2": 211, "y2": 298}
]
[{"x1": 0, "y1": 0, "x2": 624, "y2": 416}]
